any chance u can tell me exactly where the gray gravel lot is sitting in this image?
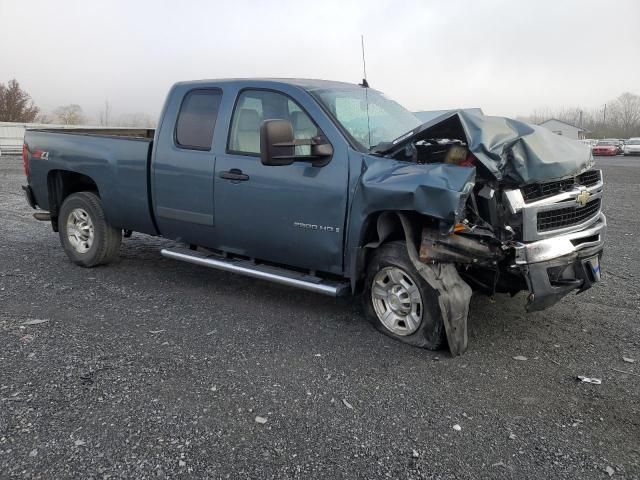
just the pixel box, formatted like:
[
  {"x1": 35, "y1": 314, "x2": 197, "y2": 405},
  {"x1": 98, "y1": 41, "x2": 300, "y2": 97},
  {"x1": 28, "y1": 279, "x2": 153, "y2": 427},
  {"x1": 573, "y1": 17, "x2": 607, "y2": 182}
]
[{"x1": 1, "y1": 154, "x2": 639, "y2": 479}]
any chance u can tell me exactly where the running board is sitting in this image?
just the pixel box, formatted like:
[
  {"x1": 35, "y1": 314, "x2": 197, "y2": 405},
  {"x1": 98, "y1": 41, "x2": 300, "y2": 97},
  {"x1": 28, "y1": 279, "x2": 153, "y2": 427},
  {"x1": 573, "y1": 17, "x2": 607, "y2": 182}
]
[{"x1": 160, "y1": 248, "x2": 350, "y2": 297}]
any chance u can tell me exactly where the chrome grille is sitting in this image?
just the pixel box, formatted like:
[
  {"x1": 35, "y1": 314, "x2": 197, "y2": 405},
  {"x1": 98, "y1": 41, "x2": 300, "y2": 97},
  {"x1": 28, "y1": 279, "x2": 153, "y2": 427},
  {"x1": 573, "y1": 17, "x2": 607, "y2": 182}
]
[
  {"x1": 577, "y1": 169, "x2": 600, "y2": 187},
  {"x1": 537, "y1": 199, "x2": 601, "y2": 232},
  {"x1": 522, "y1": 169, "x2": 601, "y2": 203}
]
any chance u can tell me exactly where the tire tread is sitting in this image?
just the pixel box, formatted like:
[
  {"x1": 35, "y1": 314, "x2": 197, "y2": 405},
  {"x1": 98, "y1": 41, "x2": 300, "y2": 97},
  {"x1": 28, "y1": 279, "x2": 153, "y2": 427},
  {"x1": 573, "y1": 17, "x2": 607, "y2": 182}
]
[
  {"x1": 363, "y1": 241, "x2": 446, "y2": 350},
  {"x1": 58, "y1": 191, "x2": 121, "y2": 267}
]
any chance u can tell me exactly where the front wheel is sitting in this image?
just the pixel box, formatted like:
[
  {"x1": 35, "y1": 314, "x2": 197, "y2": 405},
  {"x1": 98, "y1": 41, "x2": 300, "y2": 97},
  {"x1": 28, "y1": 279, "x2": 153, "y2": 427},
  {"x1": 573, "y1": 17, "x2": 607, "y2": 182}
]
[
  {"x1": 363, "y1": 241, "x2": 446, "y2": 350},
  {"x1": 58, "y1": 192, "x2": 122, "y2": 267}
]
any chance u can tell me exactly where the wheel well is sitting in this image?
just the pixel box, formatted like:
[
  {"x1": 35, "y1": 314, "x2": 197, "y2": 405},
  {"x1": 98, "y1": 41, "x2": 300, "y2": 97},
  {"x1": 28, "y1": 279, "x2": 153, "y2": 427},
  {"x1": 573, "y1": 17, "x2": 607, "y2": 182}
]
[
  {"x1": 47, "y1": 170, "x2": 99, "y2": 231},
  {"x1": 353, "y1": 212, "x2": 407, "y2": 293},
  {"x1": 353, "y1": 211, "x2": 440, "y2": 293}
]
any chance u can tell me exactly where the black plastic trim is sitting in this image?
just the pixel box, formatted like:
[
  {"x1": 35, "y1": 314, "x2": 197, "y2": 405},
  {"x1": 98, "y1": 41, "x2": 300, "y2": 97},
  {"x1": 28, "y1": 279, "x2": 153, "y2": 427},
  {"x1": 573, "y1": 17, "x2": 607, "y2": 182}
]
[{"x1": 22, "y1": 185, "x2": 37, "y2": 209}]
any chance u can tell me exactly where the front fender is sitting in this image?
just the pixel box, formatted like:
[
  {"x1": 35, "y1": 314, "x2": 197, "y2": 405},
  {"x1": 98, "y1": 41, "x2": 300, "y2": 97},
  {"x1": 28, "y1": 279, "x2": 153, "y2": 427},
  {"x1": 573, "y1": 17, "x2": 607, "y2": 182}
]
[{"x1": 345, "y1": 156, "x2": 476, "y2": 285}]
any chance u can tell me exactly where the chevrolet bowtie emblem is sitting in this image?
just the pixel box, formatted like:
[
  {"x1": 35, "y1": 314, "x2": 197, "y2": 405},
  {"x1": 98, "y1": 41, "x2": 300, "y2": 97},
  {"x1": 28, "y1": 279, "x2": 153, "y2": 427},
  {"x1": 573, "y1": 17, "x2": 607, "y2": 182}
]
[{"x1": 576, "y1": 189, "x2": 591, "y2": 207}]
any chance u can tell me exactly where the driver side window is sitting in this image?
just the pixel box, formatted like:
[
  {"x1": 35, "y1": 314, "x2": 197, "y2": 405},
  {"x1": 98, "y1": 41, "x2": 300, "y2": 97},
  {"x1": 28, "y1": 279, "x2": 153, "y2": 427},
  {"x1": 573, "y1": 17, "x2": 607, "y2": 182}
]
[{"x1": 228, "y1": 90, "x2": 319, "y2": 156}]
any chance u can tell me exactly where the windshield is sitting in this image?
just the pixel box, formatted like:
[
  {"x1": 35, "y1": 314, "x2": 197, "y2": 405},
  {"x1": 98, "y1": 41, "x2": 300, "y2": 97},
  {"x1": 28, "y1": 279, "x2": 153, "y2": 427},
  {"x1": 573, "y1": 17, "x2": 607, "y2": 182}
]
[
  {"x1": 596, "y1": 141, "x2": 615, "y2": 146},
  {"x1": 311, "y1": 87, "x2": 422, "y2": 150},
  {"x1": 627, "y1": 139, "x2": 640, "y2": 145}
]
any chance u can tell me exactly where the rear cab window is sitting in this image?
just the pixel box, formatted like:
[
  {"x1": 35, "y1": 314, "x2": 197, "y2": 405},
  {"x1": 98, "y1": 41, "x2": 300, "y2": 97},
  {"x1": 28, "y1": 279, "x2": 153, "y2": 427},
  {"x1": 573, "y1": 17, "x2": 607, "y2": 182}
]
[{"x1": 175, "y1": 89, "x2": 222, "y2": 150}]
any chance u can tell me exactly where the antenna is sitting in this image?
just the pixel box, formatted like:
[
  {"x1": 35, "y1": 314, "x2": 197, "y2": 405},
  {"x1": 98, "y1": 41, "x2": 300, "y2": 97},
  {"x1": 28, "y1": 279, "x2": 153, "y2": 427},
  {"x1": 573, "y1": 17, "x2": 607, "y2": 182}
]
[
  {"x1": 360, "y1": 35, "x2": 369, "y2": 88},
  {"x1": 360, "y1": 35, "x2": 371, "y2": 147}
]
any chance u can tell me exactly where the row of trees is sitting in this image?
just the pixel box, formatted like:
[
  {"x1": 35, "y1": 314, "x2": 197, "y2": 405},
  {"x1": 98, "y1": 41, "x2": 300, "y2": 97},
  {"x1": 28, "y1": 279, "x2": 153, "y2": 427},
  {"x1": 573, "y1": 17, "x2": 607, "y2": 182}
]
[
  {"x1": 0, "y1": 79, "x2": 155, "y2": 127},
  {"x1": 3, "y1": 78, "x2": 638, "y2": 137},
  {"x1": 35, "y1": 102, "x2": 156, "y2": 127},
  {"x1": 519, "y1": 92, "x2": 640, "y2": 139}
]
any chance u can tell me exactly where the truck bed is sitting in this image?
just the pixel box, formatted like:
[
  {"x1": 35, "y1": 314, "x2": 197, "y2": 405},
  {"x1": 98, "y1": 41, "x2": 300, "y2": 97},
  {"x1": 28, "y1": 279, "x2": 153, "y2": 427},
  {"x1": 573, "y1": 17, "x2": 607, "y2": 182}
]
[{"x1": 24, "y1": 129, "x2": 157, "y2": 235}]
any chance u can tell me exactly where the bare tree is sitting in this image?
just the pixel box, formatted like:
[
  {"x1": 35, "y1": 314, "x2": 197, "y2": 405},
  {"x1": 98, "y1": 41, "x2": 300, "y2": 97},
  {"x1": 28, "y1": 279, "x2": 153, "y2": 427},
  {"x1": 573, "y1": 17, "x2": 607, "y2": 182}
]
[
  {"x1": 523, "y1": 91, "x2": 640, "y2": 139},
  {"x1": 115, "y1": 112, "x2": 156, "y2": 128},
  {"x1": 34, "y1": 112, "x2": 55, "y2": 124},
  {"x1": 526, "y1": 107, "x2": 584, "y2": 127},
  {"x1": 54, "y1": 104, "x2": 85, "y2": 125},
  {"x1": 99, "y1": 100, "x2": 112, "y2": 126},
  {"x1": 609, "y1": 92, "x2": 640, "y2": 138},
  {"x1": 524, "y1": 108, "x2": 554, "y2": 125},
  {"x1": 0, "y1": 79, "x2": 39, "y2": 122}
]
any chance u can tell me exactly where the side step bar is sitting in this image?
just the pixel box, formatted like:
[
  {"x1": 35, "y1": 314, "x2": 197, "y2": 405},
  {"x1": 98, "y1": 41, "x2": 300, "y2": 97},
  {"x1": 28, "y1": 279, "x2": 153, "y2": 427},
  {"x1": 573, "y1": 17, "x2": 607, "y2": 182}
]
[{"x1": 160, "y1": 248, "x2": 350, "y2": 297}]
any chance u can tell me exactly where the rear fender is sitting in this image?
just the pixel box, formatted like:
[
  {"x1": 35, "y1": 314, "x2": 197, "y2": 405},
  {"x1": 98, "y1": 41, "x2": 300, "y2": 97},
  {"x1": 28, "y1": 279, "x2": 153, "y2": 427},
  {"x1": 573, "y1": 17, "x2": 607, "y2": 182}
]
[{"x1": 47, "y1": 170, "x2": 99, "y2": 231}]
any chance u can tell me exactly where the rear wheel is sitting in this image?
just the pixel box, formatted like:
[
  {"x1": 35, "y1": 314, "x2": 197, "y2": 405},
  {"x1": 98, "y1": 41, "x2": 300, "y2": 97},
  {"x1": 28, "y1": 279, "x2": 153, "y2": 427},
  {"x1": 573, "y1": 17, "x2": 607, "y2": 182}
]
[
  {"x1": 363, "y1": 241, "x2": 446, "y2": 350},
  {"x1": 58, "y1": 192, "x2": 121, "y2": 267}
]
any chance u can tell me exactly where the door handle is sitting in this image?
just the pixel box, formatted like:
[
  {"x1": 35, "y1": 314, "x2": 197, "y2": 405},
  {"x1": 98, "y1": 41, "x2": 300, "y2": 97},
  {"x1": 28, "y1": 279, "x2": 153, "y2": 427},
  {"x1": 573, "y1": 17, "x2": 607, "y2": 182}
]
[{"x1": 219, "y1": 169, "x2": 249, "y2": 181}]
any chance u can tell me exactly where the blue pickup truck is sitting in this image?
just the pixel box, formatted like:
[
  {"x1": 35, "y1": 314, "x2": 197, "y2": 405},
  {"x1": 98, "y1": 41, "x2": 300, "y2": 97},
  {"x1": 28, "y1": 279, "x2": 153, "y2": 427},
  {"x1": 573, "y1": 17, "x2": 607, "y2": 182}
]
[{"x1": 22, "y1": 78, "x2": 606, "y2": 354}]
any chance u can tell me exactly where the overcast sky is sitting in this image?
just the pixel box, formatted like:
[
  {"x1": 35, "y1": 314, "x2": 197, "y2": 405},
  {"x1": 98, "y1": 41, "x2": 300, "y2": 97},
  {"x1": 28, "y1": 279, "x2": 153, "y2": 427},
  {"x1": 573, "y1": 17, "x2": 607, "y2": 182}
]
[{"x1": 1, "y1": 0, "x2": 639, "y2": 121}]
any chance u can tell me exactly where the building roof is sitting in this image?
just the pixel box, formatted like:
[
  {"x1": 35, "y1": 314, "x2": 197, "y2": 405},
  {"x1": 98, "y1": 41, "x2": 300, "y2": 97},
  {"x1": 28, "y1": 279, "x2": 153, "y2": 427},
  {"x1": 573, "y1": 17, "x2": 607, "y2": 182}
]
[{"x1": 539, "y1": 118, "x2": 587, "y2": 132}]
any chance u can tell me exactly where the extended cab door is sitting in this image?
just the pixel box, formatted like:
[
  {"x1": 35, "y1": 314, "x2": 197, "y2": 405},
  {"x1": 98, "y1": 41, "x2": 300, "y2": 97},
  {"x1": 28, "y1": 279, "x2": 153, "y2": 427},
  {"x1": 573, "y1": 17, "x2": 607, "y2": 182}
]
[
  {"x1": 151, "y1": 87, "x2": 222, "y2": 246},
  {"x1": 213, "y1": 87, "x2": 349, "y2": 275}
]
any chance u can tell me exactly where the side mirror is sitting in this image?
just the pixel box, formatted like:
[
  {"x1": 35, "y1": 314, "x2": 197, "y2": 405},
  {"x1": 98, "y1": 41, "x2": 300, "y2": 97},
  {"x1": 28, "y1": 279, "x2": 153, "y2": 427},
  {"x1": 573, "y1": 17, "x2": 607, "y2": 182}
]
[
  {"x1": 260, "y1": 119, "x2": 333, "y2": 167},
  {"x1": 260, "y1": 119, "x2": 296, "y2": 166}
]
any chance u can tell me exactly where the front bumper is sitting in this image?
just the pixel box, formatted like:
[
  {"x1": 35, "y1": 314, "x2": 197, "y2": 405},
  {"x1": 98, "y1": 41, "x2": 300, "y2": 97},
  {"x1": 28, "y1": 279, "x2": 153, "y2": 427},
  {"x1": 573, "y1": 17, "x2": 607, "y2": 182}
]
[{"x1": 513, "y1": 213, "x2": 606, "y2": 311}]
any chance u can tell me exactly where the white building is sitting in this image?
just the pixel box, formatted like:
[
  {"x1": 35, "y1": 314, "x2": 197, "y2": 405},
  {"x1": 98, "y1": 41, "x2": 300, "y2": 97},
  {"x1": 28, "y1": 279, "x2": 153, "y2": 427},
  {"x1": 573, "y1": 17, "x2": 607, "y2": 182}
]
[
  {"x1": 0, "y1": 122, "x2": 30, "y2": 155},
  {"x1": 0, "y1": 122, "x2": 119, "y2": 156},
  {"x1": 0, "y1": 122, "x2": 82, "y2": 155},
  {"x1": 539, "y1": 118, "x2": 588, "y2": 140}
]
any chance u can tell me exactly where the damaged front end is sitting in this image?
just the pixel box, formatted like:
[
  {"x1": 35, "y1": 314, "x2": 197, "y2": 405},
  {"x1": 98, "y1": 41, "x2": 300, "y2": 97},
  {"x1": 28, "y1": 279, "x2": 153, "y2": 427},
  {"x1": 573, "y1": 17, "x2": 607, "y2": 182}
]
[
  {"x1": 505, "y1": 181, "x2": 605, "y2": 312},
  {"x1": 361, "y1": 111, "x2": 606, "y2": 355}
]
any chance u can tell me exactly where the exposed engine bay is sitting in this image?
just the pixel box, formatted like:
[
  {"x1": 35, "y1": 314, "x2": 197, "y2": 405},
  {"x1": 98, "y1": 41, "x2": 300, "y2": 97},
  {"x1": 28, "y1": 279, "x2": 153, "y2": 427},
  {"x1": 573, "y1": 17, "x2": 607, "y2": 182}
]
[
  {"x1": 363, "y1": 111, "x2": 606, "y2": 355},
  {"x1": 395, "y1": 136, "x2": 532, "y2": 300}
]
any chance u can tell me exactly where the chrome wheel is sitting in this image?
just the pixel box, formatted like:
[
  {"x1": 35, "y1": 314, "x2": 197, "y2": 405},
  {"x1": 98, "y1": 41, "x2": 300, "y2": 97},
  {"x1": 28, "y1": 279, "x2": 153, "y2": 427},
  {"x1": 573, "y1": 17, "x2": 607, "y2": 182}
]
[
  {"x1": 66, "y1": 208, "x2": 94, "y2": 254},
  {"x1": 371, "y1": 266, "x2": 423, "y2": 336}
]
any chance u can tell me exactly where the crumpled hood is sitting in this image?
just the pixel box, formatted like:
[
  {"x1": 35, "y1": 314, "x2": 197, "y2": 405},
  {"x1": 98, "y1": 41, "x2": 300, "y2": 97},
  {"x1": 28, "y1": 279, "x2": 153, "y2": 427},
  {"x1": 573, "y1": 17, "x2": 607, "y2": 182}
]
[{"x1": 374, "y1": 110, "x2": 594, "y2": 186}]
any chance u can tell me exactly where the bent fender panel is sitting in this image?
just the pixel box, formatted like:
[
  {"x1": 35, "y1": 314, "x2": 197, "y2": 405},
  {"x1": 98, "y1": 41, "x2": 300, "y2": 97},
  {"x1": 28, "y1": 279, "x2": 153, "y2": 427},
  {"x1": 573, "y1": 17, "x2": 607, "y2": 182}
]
[
  {"x1": 345, "y1": 156, "x2": 475, "y2": 287},
  {"x1": 398, "y1": 213, "x2": 473, "y2": 356},
  {"x1": 356, "y1": 158, "x2": 475, "y2": 223}
]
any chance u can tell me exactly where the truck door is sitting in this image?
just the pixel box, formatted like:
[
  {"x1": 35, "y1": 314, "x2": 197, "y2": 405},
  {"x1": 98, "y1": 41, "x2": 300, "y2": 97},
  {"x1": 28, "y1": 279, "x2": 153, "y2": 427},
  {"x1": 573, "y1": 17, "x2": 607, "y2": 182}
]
[
  {"x1": 213, "y1": 88, "x2": 348, "y2": 275},
  {"x1": 152, "y1": 88, "x2": 222, "y2": 246}
]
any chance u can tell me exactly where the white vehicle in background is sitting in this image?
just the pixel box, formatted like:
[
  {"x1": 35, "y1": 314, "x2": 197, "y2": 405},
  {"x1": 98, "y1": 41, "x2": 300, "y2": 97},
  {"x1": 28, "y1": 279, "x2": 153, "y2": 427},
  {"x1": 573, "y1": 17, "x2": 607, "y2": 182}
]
[
  {"x1": 624, "y1": 138, "x2": 640, "y2": 156},
  {"x1": 579, "y1": 139, "x2": 598, "y2": 148}
]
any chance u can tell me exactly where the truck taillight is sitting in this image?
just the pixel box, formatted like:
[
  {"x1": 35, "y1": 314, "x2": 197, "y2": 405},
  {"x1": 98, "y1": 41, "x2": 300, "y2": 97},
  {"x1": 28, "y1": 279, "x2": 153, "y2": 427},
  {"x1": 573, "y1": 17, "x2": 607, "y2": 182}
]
[{"x1": 22, "y1": 143, "x2": 30, "y2": 177}]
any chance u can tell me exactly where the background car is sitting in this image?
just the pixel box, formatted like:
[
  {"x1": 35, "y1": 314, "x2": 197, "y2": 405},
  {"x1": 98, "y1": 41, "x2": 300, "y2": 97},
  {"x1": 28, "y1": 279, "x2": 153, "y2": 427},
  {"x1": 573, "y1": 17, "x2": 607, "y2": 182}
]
[
  {"x1": 624, "y1": 138, "x2": 640, "y2": 156},
  {"x1": 592, "y1": 140, "x2": 619, "y2": 156},
  {"x1": 602, "y1": 138, "x2": 624, "y2": 154}
]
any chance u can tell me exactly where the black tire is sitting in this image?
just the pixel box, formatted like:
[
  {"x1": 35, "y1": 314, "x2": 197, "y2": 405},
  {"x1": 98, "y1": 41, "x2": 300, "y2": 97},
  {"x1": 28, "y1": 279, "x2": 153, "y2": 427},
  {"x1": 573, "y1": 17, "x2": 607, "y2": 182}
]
[
  {"x1": 58, "y1": 192, "x2": 122, "y2": 267},
  {"x1": 363, "y1": 241, "x2": 446, "y2": 350}
]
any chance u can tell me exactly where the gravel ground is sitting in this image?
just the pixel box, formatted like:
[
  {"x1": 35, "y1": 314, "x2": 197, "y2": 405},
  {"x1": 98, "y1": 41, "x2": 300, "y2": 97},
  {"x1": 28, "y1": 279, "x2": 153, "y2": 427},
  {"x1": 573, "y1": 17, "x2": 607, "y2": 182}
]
[{"x1": 1, "y1": 154, "x2": 639, "y2": 479}]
